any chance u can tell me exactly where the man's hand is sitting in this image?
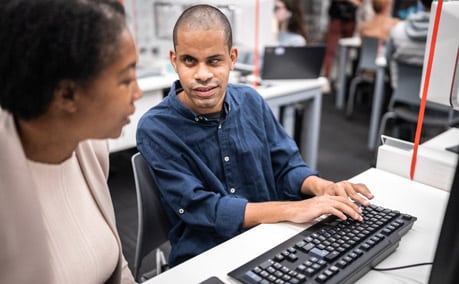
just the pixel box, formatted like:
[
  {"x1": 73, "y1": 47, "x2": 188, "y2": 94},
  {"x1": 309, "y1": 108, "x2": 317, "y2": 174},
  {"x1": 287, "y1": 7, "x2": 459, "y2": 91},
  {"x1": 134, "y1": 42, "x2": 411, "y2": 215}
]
[{"x1": 242, "y1": 176, "x2": 374, "y2": 229}]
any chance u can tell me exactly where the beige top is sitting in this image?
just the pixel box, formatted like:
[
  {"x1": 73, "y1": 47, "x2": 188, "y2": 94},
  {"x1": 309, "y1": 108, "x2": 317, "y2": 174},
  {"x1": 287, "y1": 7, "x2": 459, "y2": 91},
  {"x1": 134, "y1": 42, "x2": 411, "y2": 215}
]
[{"x1": 27, "y1": 153, "x2": 118, "y2": 284}]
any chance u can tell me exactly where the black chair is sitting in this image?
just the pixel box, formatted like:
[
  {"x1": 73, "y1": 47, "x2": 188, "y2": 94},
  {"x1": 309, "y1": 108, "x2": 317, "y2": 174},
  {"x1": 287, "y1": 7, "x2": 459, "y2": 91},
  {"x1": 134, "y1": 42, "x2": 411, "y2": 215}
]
[
  {"x1": 346, "y1": 36, "x2": 384, "y2": 118},
  {"x1": 377, "y1": 61, "x2": 458, "y2": 143},
  {"x1": 131, "y1": 152, "x2": 171, "y2": 282}
]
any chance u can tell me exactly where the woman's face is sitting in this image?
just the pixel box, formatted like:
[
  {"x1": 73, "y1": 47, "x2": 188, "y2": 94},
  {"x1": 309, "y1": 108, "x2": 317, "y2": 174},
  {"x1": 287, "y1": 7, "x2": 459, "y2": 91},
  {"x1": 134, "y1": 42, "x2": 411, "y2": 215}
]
[
  {"x1": 73, "y1": 28, "x2": 142, "y2": 140},
  {"x1": 274, "y1": 0, "x2": 292, "y2": 24}
]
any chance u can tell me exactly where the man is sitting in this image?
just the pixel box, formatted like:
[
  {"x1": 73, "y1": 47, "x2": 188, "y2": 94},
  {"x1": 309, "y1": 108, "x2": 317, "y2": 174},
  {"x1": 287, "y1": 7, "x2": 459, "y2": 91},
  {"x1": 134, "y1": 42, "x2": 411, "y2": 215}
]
[
  {"x1": 387, "y1": 0, "x2": 433, "y2": 88},
  {"x1": 137, "y1": 4, "x2": 373, "y2": 267}
]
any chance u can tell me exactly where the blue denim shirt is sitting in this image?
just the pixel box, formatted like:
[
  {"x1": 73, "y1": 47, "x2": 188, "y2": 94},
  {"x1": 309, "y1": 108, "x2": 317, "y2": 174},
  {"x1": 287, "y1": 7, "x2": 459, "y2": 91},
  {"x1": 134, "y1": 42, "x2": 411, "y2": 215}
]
[{"x1": 137, "y1": 81, "x2": 318, "y2": 266}]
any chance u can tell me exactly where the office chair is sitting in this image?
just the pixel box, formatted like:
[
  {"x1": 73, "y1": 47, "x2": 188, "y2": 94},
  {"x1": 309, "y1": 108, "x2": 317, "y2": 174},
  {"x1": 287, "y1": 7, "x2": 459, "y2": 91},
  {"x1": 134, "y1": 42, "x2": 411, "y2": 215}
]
[
  {"x1": 377, "y1": 61, "x2": 458, "y2": 143},
  {"x1": 131, "y1": 152, "x2": 171, "y2": 282},
  {"x1": 346, "y1": 36, "x2": 384, "y2": 118}
]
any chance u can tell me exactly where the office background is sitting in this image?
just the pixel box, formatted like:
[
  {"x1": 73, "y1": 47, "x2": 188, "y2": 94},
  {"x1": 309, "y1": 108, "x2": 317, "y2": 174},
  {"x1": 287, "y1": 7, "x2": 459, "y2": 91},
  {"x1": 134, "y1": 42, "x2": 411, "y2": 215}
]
[{"x1": 109, "y1": 0, "x2": 457, "y2": 278}]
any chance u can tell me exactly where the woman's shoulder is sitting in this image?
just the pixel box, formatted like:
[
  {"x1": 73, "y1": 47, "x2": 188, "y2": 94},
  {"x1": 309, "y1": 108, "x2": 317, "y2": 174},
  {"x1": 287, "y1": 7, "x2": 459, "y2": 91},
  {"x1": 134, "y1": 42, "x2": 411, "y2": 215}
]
[{"x1": 278, "y1": 32, "x2": 306, "y2": 46}]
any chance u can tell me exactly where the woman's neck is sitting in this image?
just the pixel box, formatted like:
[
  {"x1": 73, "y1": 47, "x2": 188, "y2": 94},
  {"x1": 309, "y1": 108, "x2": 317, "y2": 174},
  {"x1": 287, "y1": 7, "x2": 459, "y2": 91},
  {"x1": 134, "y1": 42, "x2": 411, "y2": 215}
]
[
  {"x1": 279, "y1": 21, "x2": 289, "y2": 32},
  {"x1": 16, "y1": 116, "x2": 78, "y2": 164}
]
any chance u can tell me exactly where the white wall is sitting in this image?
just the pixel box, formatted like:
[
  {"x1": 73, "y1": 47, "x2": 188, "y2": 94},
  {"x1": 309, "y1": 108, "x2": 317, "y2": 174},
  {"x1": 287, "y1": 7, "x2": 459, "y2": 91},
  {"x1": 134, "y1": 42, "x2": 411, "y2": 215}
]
[{"x1": 123, "y1": 0, "x2": 275, "y2": 68}]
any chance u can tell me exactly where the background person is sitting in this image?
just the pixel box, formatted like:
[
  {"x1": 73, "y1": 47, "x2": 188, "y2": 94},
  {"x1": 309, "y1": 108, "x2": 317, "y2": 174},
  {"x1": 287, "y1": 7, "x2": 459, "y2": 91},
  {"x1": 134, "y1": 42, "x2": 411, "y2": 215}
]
[
  {"x1": 137, "y1": 4, "x2": 373, "y2": 267},
  {"x1": 322, "y1": 0, "x2": 361, "y2": 92},
  {"x1": 273, "y1": 0, "x2": 308, "y2": 46},
  {"x1": 386, "y1": 0, "x2": 433, "y2": 88},
  {"x1": 0, "y1": 0, "x2": 141, "y2": 282},
  {"x1": 359, "y1": 0, "x2": 399, "y2": 40}
]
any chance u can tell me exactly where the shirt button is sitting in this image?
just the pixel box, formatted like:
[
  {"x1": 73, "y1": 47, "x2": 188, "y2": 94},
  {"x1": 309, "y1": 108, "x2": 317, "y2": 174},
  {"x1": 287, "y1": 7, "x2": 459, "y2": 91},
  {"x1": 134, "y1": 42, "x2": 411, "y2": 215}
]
[
  {"x1": 195, "y1": 117, "x2": 199, "y2": 122},
  {"x1": 178, "y1": 208, "x2": 185, "y2": 214},
  {"x1": 224, "y1": 156, "x2": 230, "y2": 162},
  {"x1": 218, "y1": 124, "x2": 222, "y2": 129},
  {"x1": 230, "y1": 188, "x2": 236, "y2": 194}
]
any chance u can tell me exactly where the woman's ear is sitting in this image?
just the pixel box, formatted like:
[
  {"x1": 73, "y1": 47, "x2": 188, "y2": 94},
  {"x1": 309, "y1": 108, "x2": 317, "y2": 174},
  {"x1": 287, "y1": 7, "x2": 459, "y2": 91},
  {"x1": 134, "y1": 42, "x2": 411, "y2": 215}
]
[{"x1": 54, "y1": 80, "x2": 78, "y2": 113}]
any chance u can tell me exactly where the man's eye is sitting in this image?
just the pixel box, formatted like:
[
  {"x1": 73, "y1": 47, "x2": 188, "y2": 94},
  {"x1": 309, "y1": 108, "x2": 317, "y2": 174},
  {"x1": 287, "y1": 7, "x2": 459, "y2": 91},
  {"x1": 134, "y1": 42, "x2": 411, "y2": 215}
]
[
  {"x1": 184, "y1": 56, "x2": 195, "y2": 64},
  {"x1": 209, "y1": 59, "x2": 220, "y2": 65}
]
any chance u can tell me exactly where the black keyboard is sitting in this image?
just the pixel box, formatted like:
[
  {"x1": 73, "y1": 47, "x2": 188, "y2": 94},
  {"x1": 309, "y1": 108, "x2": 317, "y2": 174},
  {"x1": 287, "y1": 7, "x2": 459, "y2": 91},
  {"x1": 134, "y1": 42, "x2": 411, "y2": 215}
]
[{"x1": 228, "y1": 204, "x2": 417, "y2": 284}]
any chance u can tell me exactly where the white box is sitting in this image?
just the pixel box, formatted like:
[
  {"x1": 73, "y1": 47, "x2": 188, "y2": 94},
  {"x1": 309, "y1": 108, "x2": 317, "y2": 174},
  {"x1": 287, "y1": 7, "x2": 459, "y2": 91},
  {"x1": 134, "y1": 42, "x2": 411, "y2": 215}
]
[{"x1": 376, "y1": 136, "x2": 458, "y2": 191}]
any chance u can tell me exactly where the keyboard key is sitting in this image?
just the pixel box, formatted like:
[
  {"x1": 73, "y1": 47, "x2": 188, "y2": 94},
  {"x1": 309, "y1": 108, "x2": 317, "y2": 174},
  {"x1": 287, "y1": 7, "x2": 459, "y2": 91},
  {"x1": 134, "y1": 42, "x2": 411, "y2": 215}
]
[
  {"x1": 315, "y1": 273, "x2": 328, "y2": 283},
  {"x1": 324, "y1": 250, "x2": 340, "y2": 262},
  {"x1": 244, "y1": 271, "x2": 262, "y2": 284},
  {"x1": 336, "y1": 259, "x2": 348, "y2": 268},
  {"x1": 309, "y1": 248, "x2": 329, "y2": 259},
  {"x1": 259, "y1": 260, "x2": 273, "y2": 269},
  {"x1": 287, "y1": 253, "x2": 298, "y2": 262}
]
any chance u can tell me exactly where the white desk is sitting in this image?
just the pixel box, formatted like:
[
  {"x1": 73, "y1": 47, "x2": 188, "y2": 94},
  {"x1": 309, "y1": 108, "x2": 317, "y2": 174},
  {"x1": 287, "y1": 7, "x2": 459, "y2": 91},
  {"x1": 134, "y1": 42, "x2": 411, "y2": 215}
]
[
  {"x1": 422, "y1": 127, "x2": 459, "y2": 150},
  {"x1": 144, "y1": 168, "x2": 449, "y2": 284},
  {"x1": 336, "y1": 37, "x2": 361, "y2": 110},
  {"x1": 108, "y1": 74, "x2": 324, "y2": 169}
]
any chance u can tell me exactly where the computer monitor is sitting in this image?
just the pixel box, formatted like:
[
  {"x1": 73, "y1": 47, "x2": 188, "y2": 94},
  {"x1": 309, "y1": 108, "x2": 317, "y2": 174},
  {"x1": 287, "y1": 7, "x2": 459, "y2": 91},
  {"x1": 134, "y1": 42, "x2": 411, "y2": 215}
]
[
  {"x1": 423, "y1": 5, "x2": 459, "y2": 282},
  {"x1": 428, "y1": 160, "x2": 459, "y2": 284},
  {"x1": 420, "y1": 2, "x2": 459, "y2": 110}
]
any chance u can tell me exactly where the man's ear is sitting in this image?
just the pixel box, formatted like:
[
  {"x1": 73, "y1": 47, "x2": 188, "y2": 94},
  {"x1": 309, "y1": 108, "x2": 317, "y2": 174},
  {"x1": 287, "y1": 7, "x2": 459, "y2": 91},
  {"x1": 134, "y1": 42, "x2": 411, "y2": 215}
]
[
  {"x1": 230, "y1": 47, "x2": 238, "y2": 70},
  {"x1": 169, "y1": 49, "x2": 178, "y2": 73},
  {"x1": 54, "y1": 80, "x2": 78, "y2": 113}
]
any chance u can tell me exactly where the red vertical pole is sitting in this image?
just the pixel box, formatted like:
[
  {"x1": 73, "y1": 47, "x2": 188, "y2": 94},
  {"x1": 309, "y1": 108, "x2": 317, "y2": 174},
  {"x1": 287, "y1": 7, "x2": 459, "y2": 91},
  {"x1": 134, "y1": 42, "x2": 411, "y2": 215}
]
[{"x1": 410, "y1": 0, "x2": 444, "y2": 180}]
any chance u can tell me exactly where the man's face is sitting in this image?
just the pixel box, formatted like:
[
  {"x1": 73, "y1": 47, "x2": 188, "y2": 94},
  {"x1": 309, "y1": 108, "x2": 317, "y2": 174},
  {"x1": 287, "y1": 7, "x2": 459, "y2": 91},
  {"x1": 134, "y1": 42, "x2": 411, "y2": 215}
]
[{"x1": 170, "y1": 26, "x2": 237, "y2": 114}]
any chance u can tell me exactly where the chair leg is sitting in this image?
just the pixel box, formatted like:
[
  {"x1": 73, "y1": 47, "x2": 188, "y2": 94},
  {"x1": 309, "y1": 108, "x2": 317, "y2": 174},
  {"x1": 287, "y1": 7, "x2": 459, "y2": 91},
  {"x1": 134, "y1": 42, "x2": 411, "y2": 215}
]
[
  {"x1": 346, "y1": 77, "x2": 364, "y2": 118},
  {"x1": 377, "y1": 112, "x2": 395, "y2": 146},
  {"x1": 155, "y1": 248, "x2": 167, "y2": 275}
]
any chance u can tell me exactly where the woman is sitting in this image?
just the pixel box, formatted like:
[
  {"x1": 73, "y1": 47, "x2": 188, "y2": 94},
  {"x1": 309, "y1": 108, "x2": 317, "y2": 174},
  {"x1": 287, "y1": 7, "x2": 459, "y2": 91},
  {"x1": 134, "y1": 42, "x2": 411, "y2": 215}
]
[
  {"x1": 0, "y1": 0, "x2": 141, "y2": 283},
  {"x1": 273, "y1": 0, "x2": 308, "y2": 46}
]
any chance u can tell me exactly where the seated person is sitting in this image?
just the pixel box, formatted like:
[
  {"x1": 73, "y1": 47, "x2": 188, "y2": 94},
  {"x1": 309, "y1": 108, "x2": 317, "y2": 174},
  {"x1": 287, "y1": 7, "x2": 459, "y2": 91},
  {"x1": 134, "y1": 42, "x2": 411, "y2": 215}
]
[
  {"x1": 273, "y1": 0, "x2": 308, "y2": 46},
  {"x1": 359, "y1": 0, "x2": 399, "y2": 40},
  {"x1": 0, "y1": 0, "x2": 140, "y2": 282},
  {"x1": 386, "y1": 0, "x2": 432, "y2": 88},
  {"x1": 137, "y1": 4, "x2": 374, "y2": 267}
]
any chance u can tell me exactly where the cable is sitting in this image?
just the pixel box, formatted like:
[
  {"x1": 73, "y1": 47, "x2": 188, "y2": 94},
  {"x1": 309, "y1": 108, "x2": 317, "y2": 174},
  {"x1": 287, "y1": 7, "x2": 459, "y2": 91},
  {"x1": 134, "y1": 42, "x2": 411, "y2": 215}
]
[{"x1": 372, "y1": 262, "x2": 433, "y2": 272}]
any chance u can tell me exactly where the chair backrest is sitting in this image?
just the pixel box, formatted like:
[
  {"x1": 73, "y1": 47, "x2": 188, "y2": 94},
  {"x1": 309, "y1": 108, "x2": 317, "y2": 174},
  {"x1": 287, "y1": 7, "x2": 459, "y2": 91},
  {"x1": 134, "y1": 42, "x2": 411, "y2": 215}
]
[
  {"x1": 131, "y1": 152, "x2": 171, "y2": 281},
  {"x1": 390, "y1": 61, "x2": 451, "y2": 113},
  {"x1": 390, "y1": 61, "x2": 423, "y2": 107},
  {"x1": 356, "y1": 36, "x2": 381, "y2": 72}
]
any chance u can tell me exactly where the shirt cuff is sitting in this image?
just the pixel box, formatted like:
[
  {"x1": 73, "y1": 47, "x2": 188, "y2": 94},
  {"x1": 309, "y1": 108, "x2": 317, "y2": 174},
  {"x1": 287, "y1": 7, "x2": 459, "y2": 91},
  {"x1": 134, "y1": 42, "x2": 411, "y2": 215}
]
[
  {"x1": 285, "y1": 166, "x2": 319, "y2": 199},
  {"x1": 215, "y1": 197, "x2": 248, "y2": 238}
]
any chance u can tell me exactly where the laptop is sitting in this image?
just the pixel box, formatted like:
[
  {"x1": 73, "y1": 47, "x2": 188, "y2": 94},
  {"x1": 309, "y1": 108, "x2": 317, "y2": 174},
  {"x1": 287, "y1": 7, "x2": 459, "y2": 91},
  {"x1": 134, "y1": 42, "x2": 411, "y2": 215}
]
[{"x1": 261, "y1": 45, "x2": 325, "y2": 80}]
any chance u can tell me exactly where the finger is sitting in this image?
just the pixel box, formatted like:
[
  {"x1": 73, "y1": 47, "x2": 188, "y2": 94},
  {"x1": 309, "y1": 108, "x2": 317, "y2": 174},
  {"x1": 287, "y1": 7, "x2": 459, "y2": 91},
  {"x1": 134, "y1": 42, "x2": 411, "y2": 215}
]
[
  {"x1": 329, "y1": 196, "x2": 363, "y2": 221},
  {"x1": 352, "y1": 183, "x2": 374, "y2": 200},
  {"x1": 328, "y1": 207, "x2": 348, "y2": 221},
  {"x1": 346, "y1": 183, "x2": 373, "y2": 206},
  {"x1": 334, "y1": 182, "x2": 372, "y2": 206}
]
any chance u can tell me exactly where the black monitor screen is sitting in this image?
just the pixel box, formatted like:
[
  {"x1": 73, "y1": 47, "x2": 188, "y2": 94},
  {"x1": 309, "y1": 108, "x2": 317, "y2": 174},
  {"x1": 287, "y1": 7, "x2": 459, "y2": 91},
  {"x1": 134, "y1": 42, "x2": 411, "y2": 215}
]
[{"x1": 428, "y1": 161, "x2": 459, "y2": 284}]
